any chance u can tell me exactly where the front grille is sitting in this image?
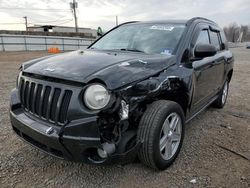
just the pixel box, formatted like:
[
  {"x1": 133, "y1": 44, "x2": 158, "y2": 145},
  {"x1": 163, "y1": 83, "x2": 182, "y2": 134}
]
[{"x1": 19, "y1": 78, "x2": 72, "y2": 125}]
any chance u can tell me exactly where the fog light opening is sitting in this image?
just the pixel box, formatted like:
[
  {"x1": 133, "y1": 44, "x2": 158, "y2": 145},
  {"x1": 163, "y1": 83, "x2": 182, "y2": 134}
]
[
  {"x1": 97, "y1": 148, "x2": 108, "y2": 159},
  {"x1": 97, "y1": 142, "x2": 116, "y2": 159}
]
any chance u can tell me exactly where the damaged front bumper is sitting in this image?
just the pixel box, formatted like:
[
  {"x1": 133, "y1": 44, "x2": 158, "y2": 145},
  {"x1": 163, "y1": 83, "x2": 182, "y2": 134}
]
[{"x1": 10, "y1": 88, "x2": 139, "y2": 165}]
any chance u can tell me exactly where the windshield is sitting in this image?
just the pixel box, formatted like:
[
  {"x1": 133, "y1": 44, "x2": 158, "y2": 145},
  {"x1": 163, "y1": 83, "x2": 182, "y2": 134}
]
[{"x1": 91, "y1": 23, "x2": 186, "y2": 55}]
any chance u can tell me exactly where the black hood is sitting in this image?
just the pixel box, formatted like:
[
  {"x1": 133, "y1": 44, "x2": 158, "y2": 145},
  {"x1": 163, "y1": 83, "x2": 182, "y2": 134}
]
[{"x1": 23, "y1": 50, "x2": 176, "y2": 90}]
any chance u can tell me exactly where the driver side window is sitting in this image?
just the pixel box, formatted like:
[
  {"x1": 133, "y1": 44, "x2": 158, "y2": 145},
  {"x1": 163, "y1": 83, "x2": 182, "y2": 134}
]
[
  {"x1": 192, "y1": 29, "x2": 210, "y2": 56},
  {"x1": 195, "y1": 30, "x2": 210, "y2": 45}
]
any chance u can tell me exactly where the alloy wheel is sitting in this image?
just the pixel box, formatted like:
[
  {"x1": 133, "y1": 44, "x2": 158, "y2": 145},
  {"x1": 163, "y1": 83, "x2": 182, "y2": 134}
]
[{"x1": 159, "y1": 112, "x2": 182, "y2": 160}]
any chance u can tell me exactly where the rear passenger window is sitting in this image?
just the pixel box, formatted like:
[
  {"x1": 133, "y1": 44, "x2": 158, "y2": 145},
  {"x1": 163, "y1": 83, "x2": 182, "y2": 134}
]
[
  {"x1": 220, "y1": 31, "x2": 228, "y2": 50},
  {"x1": 220, "y1": 31, "x2": 227, "y2": 44},
  {"x1": 196, "y1": 30, "x2": 210, "y2": 45},
  {"x1": 209, "y1": 31, "x2": 220, "y2": 51}
]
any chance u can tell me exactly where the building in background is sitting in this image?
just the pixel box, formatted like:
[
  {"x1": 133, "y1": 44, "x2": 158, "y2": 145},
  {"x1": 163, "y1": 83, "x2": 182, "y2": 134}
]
[{"x1": 27, "y1": 25, "x2": 97, "y2": 38}]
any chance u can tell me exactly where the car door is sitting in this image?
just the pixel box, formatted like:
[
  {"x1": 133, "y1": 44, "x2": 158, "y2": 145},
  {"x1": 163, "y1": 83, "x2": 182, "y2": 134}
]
[
  {"x1": 208, "y1": 27, "x2": 226, "y2": 91},
  {"x1": 191, "y1": 25, "x2": 219, "y2": 111}
]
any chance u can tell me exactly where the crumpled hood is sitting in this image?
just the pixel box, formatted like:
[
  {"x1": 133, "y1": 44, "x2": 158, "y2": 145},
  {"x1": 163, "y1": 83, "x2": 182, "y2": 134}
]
[{"x1": 23, "y1": 50, "x2": 176, "y2": 90}]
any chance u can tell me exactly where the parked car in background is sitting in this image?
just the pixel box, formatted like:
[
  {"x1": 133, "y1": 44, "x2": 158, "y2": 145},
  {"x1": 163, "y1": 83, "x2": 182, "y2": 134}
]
[
  {"x1": 10, "y1": 17, "x2": 234, "y2": 170},
  {"x1": 246, "y1": 43, "x2": 250, "y2": 49}
]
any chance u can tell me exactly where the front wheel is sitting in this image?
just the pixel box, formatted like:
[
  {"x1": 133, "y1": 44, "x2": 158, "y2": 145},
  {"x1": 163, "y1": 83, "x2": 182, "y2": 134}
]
[{"x1": 137, "y1": 100, "x2": 185, "y2": 170}]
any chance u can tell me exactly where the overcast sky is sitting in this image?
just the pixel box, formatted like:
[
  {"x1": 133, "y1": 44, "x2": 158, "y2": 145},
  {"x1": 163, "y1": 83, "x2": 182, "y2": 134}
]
[{"x1": 0, "y1": 0, "x2": 249, "y2": 31}]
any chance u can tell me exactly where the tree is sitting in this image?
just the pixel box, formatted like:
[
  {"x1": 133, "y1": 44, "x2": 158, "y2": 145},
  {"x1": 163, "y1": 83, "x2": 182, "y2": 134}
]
[
  {"x1": 224, "y1": 23, "x2": 240, "y2": 42},
  {"x1": 224, "y1": 23, "x2": 250, "y2": 42}
]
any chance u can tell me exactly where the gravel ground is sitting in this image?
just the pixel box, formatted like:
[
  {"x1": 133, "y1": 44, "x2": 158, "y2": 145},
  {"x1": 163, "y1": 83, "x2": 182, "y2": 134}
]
[{"x1": 0, "y1": 49, "x2": 249, "y2": 188}]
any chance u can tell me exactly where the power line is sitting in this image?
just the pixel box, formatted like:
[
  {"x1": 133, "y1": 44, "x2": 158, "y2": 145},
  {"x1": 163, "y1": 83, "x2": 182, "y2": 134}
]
[
  {"x1": 30, "y1": 19, "x2": 73, "y2": 24},
  {"x1": 53, "y1": 19, "x2": 74, "y2": 26},
  {"x1": 29, "y1": 15, "x2": 70, "y2": 23},
  {"x1": 0, "y1": 22, "x2": 24, "y2": 25},
  {"x1": 0, "y1": 19, "x2": 73, "y2": 25},
  {"x1": 0, "y1": 7, "x2": 70, "y2": 12}
]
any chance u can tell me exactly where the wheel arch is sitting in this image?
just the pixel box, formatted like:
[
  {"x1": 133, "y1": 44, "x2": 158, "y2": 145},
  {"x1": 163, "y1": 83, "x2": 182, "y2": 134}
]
[
  {"x1": 156, "y1": 86, "x2": 189, "y2": 116},
  {"x1": 120, "y1": 75, "x2": 191, "y2": 122},
  {"x1": 132, "y1": 79, "x2": 190, "y2": 117}
]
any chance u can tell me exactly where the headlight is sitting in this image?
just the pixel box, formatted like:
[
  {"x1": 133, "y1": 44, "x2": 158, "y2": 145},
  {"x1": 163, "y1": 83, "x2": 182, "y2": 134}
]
[{"x1": 84, "y1": 84, "x2": 111, "y2": 110}]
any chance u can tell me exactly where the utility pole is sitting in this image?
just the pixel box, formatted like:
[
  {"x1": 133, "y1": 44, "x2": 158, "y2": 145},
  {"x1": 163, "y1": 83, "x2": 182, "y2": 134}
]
[
  {"x1": 116, "y1": 16, "x2": 118, "y2": 26},
  {"x1": 70, "y1": 0, "x2": 78, "y2": 33},
  {"x1": 23, "y1": 16, "x2": 28, "y2": 31}
]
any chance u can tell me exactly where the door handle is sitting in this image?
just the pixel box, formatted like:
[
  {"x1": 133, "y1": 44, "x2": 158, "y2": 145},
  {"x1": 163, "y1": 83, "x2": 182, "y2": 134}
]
[
  {"x1": 213, "y1": 60, "x2": 221, "y2": 65},
  {"x1": 208, "y1": 62, "x2": 214, "y2": 67}
]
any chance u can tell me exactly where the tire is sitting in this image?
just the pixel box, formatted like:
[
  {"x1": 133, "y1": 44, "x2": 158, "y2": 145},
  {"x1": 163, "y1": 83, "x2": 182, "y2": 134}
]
[
  {"x1": 137, "y1": 100, "x2": 185, "y2": 170},
  {"x1": 212, "y1": 80, "x2": 229, "y2": 108}
]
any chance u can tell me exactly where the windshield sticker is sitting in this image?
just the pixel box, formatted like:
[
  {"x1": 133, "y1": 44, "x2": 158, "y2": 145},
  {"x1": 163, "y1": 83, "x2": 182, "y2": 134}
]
[
  {"x1": 119, "y1": 62, "x2": 130, "y2": 66},
  {"x1": 150, "y1": 25, "x2": 174, "y2": 31},
  {"x1": 138, "y1": 59, "x2": 148, "y2": 64},
  {"x1": 161, "y1": 49, "x2": 172, "y2": 55}
]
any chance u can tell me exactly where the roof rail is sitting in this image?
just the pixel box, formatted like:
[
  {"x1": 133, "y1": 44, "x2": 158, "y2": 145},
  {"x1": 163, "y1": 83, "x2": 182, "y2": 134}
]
[{"x1": 187, "y1": 17, "x2": 216, "y2": 25}]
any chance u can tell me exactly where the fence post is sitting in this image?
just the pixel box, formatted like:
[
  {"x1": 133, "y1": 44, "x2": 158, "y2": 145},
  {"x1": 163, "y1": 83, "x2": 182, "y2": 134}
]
[
  {"x1": 24, "y1": 36, "x2": 28, "y2": 51},
  {"x1": 62, "y1": 38, "x2": 64, "y2": 51},
  {"x1": 45, "y1": 37, "x2": 48, "y2": 51},
  {"x1": 1, "y1": 35, "x2": 5, "y2": 52}
]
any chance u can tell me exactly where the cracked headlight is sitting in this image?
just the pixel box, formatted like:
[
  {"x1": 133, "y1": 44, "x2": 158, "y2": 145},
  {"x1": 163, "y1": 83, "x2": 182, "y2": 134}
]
[{"x1": 84, "y1": 84, "x2": 110, "y2": 110}]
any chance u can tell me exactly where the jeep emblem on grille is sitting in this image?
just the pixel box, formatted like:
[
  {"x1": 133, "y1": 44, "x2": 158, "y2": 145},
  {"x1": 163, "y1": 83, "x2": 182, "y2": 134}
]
[
  {"x1": 45, "y1": 127, "x2": 54, "y2": 135},
  {"x1": 44, "y1": 68, "x2": 55, "y2": 72}
]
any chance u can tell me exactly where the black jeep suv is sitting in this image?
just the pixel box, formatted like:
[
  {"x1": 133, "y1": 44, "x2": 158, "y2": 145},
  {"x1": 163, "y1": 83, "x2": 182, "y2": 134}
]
[{"x1": 10, "y1": 17, "x2": 234, "y2": 170}]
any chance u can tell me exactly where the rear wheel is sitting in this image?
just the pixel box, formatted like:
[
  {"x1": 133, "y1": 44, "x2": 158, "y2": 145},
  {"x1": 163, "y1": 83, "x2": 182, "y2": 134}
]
[
  {"x1": 213, "y1": 80, "x2": 229, "y2": 108},
  {"x1": 137, "y1": 100, "x2": 185, "y2": 170}
]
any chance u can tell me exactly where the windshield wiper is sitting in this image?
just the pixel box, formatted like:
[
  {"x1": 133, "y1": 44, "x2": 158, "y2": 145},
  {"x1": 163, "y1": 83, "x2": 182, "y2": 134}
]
[{"x1": 119, "y1": 48, "x2": 145, "y2": 53}]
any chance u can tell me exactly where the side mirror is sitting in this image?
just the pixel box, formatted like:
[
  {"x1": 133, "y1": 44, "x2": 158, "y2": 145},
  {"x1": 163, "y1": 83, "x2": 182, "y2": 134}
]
[
  {"x1": 194, "y1": 43, "x2": 217, "y2": 58},
  {"x1": 97, "y1": 27, "x2": 103, "y2": 37},
  {"x1": 97, "y1": 32, "x2": 103, "y2": 37}
]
